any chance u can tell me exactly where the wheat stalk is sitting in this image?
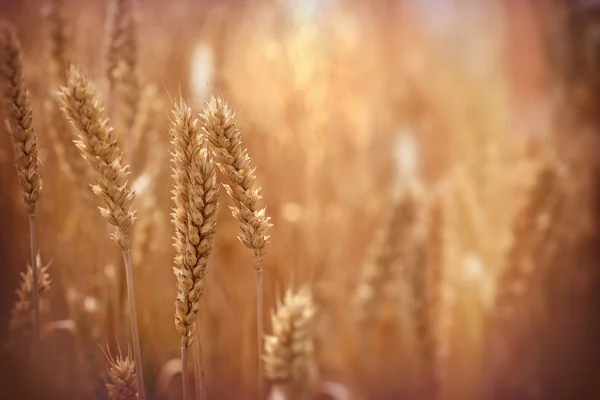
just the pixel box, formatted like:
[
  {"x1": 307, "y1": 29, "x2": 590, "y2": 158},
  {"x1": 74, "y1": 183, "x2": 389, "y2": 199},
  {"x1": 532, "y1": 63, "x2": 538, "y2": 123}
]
[
  {"x1": 170, "y1": 98, "x2": 219, "y2": 400},
  {"x1": 201, "y1": 95, "x2": 272, "y2": 395},
  {"x1": 58, "y1": 65, "x2": 145, "y2": 400},
  {"x1": 0, "y1": 24, "x2": 43, "y2": 343},
  {"x1": 264, "y1": 288, "x2": 318, "y2": 400},
  {"x1": 103, "y1": 345, "x2": 138, "y2": 400}
]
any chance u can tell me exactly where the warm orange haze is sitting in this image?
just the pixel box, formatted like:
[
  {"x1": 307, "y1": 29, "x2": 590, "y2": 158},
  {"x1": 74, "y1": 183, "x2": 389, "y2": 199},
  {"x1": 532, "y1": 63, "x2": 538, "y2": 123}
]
[{"x1": 0, "y1": 0, "x2": 599, "y2": 399}]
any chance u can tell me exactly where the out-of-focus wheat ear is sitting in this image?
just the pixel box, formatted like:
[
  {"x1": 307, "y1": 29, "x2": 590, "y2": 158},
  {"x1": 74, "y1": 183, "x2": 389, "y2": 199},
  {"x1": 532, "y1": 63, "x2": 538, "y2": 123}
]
[
  {"x1": 412, "y1": 189, "x2": 448, "y2": 397},
  {"x1": 201, "y1": 94, "x2": 272, "y2": 395},
  {"x1": 354, "y1": 180, "x2": 423, "y2": 325},
  {"x1": 42, "y1": 1, "x2": 90, "y2": 188},
  {"x1": 103, "y1": 344, "x2": 138, "y2": 400},
  {"x1": 131, "y1": 83, "x2": 158, "y2": 171},
  {"x1": 494, "y1": 160, "x2": 566, "y2": 318},
  {"x1": 7, "y1": 255, "x2": 52, "y2": 350},
  {"x1": 264, "y1": 288, "x2": 318, "y2": 399},
  {"x1": 170, "y1": 98, "x2": 219, "y2": 400},
  {"x1": 0, "y1": 23, "x2": 43, "y2": 343},
  {"x1": 44, "y1": 0, "x2": 69, "y2": 84},
  {"x1": 106, "y1": 0, "x2": 138, "y2": 88},
  {"x1": 106, "y1": 0, "x2": 139, "y2": 162},
  {"x1": 58, "y1": 65, "x2": 146, "y2": 400}
]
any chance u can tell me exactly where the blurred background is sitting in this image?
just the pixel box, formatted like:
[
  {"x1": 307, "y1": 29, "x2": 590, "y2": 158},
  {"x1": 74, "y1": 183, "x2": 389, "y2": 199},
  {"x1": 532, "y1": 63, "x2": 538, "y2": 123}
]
[{"x1": 1, "y1": 0, "x2": 600, "y2": 399}]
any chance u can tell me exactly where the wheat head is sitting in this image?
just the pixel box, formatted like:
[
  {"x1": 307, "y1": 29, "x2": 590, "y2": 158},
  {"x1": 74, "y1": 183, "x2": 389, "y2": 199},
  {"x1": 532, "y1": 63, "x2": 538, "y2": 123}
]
[
  {"x1": 0, "y1": 24, "x2": 42, "y2": 214},
  {"x1": 45, "y1": 0, "x2": 69, "y2": 84},
  {"x1": 200, "y1": 95, "x2": 272, "y2": 259},
  {"x1": 106, "y1": 0, "x2": 139, "y2": 134},
  {"x1": 57, "y1": 65, "x2": 136, "y2": 250},
  {"x1": 495, "y1": 161, "x2": 565, "y2": 315},
  {"x1": 413, "y1": 190, "x2": 447, "y2": 389},
  {"x1": 104, "y1": 346, "x2": 138, "y2": 400},
  {"x1": 8, "y1": 255, "x2": 52, "y2": 345},
  {"x1": 170, "y1": 98, "x2": 219, "y2": 347},
  {"x1": 264, "y1": 288, "x2": 318, "y2": 397},
  {"x1": 354, "y1": 180, "x2": 423, "y2": 323}
]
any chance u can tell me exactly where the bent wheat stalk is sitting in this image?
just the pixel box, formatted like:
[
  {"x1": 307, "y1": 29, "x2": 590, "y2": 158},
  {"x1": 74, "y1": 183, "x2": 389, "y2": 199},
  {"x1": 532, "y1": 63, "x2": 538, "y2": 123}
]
[
  {"x1": 58, "y1": 66, "x2": 145, "y2": 400},
  {"x1": 0, "y1": 25, "x2": 43, "y2": 343},
  {"x1": 201, "y1": 95, "x2": 272, "y2": 396},
  {"x1": 171, "y1": 99, "x2": 219, "y2": 400}
]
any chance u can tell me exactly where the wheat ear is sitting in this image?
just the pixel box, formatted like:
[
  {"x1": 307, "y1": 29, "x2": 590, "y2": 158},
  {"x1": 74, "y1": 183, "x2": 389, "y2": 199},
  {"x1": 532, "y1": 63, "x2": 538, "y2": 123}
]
[
  {"x1": 45, "y1": 0, "x2": 69, "y2": 84},
  {"x1": 0, "y1": 24, "x2": 43, "y2": 342},
  {"x1": 106, "y1": 0, "x2": 139, "y2": 163},
  {"x1": 201, "y1": 95, "x2": 272, "y2": 395},
  {"x1": 8, "y1": 255, "x2": 52, "y2": 349},
  {"x1": 264, "y1": 288, "x2": 318, "y2": 399},
  {"x1": 354, "y1": 181, "x2": 422, "y2": 324},
  {"x1": 58, "y1": 65, "x2": 145, "y2": 400},
  {"x1": 413, "y1": 191, "x2": 447, "y2": 397},
  {"x1": 103, "y1": 345, "x2": 138, "y2": 400},
  {"x1": 43, "y1": 0, "x2": 89, "y2": 185},
  {"x1": 170, "y1": 98, "x2": 219, "y2": 400},
  {"x1": 495, "y1": 161, "x2": 565, "y2": 316}
]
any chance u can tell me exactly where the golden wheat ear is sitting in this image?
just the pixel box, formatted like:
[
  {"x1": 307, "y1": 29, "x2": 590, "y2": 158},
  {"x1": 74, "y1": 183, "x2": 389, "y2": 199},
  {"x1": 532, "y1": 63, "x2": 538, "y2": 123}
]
[
  {"x1": 57, "y1": 65, "x2": 136, "y2": 251},
  {"x1": 170, "y1": 97, "x2": 219, "y2": 400},
  {"x1": 264, "y1": 287, "x2": 318, "y2": 398},
  {"x1": 8, "y1": 255, "x2": 52, "y2": 349},
  {"x1": 58, "y1": 65, "x2": 146, "y2": 400},
  {"x1": 200, "y1": 94, "x2": 272, "y2": 394},
  {"x1": 102, "y1": 344, "x2": 139, "y2": 400}
]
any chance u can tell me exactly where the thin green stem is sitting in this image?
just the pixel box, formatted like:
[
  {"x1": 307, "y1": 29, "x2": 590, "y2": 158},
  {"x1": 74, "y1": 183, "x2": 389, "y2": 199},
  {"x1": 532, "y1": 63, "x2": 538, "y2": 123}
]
[{"x1": 122, "y1": 249, "x2": 146, "y2": 400}]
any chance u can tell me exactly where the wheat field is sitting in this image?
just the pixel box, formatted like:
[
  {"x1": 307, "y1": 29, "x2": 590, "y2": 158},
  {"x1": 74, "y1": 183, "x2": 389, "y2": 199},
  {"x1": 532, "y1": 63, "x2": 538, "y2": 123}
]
[{"x1": 0, "y1": 0, "x2": 599, "y2": 399}]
